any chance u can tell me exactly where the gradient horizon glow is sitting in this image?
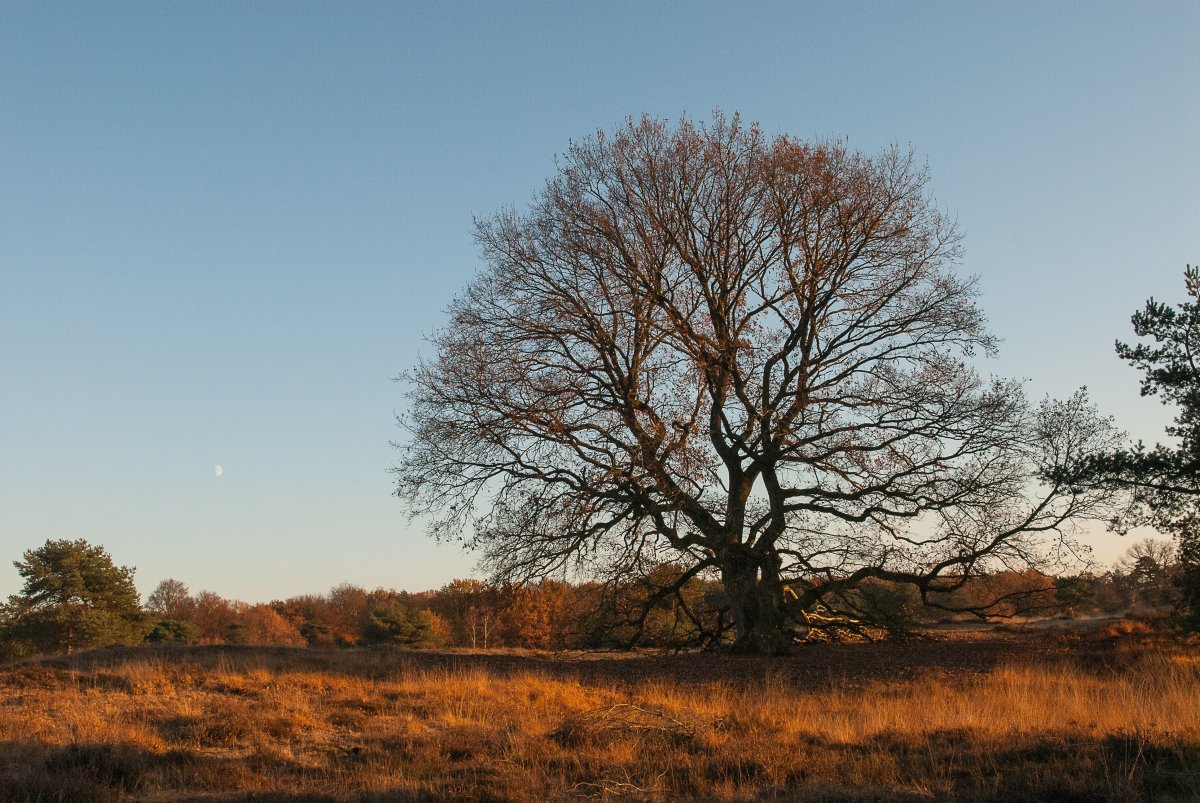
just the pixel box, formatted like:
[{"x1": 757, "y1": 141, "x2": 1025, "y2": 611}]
[{"x1": 2, "y1": 2, "x2": 1197, "y2": 602}]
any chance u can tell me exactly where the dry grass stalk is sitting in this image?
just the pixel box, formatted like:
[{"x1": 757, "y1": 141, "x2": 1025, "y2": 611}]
[{"x1": 0, "y1": 635, "x2": 1196, "y2": 801}]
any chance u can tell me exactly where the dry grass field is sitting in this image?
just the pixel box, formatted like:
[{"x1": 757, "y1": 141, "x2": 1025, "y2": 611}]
[{"x1": 1, "y1": 627, "x2": 1198, "y2": 802}]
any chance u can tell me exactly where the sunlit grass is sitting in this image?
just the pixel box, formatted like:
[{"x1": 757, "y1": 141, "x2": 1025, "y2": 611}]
[{"x1": 0, "y1": 636, "x2": 1197, "y2": 801}]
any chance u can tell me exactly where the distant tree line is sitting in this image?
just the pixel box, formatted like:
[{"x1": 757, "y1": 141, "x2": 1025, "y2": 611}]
[{"x1": 0, "y1": 537, "x2": 1185, "y2": 660}]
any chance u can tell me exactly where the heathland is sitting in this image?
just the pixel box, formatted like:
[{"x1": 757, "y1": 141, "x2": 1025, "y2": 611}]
[{"x1": 1, "y1": 624, "x2": 1197, "y2": 802}]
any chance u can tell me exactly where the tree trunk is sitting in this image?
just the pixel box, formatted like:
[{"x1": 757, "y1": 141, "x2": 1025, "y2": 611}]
[{"x1": 720, "y1": 549, "x2": 790, "y2": 655}]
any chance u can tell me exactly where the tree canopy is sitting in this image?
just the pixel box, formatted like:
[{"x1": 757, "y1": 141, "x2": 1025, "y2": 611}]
[
  {"x1": 395, "y1": 113, "x2": 1117, "y2": 653},
  {"x1": 2, "y1": 539, "x2": 150, "y2": 655},
  {"x1": 1075, "y1": 266, "x2": 1200, "y2": 625}
]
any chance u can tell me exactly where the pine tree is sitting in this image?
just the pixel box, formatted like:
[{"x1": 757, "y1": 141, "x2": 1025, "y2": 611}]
[
  {"x1": 1076, "y1": 266, "x2": 1200, "y2": 626},
  {"x1": 2, "y1": 539, "x2": 151, "y2": 654}
]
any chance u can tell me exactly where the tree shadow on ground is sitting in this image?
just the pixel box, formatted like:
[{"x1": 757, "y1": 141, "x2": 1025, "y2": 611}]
[
  {"x1": 1, "y1": 727, "x2": 1195, "y2": 802},
  {"x1": 17, "y1": 630, "x2": 1119, "y2": 692},
  {"x1": 0, "y1": 739, "x2": 440, "y2": 803}
]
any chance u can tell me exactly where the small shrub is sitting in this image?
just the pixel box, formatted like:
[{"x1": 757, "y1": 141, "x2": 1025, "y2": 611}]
[
  {"x1": 1100, "y1": 618, "x2": 1155, "y2": 638},
  {"x1": 145, "y1": 619, "x2": 200, "y2": 644},
  {"x1": 364, "y1": 602, "x2": 441, "y2": 646}
]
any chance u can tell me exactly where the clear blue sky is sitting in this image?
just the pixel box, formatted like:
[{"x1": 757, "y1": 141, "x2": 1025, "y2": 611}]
[{"x1": 2, "y1": 2, "x2": 1197, "y2": 602}]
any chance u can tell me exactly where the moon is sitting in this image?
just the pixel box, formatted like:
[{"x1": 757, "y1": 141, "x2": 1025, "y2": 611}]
[{"x1": 214, "y1": 464, "x2": 223, "y2": 478}]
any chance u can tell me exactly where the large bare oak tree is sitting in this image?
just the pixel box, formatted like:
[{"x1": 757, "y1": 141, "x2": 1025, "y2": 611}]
[{"x1": 395, "y1": 114, "x2": 1116, "y2": 653}]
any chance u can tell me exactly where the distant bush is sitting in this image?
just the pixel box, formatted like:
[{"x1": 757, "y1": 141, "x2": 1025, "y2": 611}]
[
  {"x1": 144, "y1": 619, "x2": 200, "y2": 644},
  {"x1": 850, "y1": 579, "x2": 923, "y2": 636},
  {"x1": 236, "y1": 605, "x2": 305, "y2": 647},
  {"x1": 365, "y1": 602, "x2": 442, "y2": 647}
]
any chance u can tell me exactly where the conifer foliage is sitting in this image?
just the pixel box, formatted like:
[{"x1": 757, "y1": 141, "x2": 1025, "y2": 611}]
[
  {"x1": 1, "y1": 539, "x2": 150, "y2": 655},
  {"x1": 1075, "y1": 266, "x2": 1200, "y2": 626}
]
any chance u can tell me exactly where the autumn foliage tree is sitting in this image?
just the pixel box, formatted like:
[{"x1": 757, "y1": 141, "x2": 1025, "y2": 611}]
[
  {"x1": 434, "y1": 579, "x2": 500, "y2": 648},
  {"x1": 500, "y1": 579, "x2": 577, "y2": 649},
  {"x1": 146, "y1": 578, "x2": 194, "y2": 620},
  {"x1": 229, "y1": 605, "x2": 305, "y2": 647},
  {"x1": 395, "y1": 113, "x2": 1117, "y2": 653},
  {"x1": 187, "y1": 591, "x2": 240, "y2": 644}
]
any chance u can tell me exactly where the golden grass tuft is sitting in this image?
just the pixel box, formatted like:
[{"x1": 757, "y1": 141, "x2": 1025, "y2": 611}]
[
  {"x1": 1100, "y1": 618, "x2": 1157, "y2": 639},
  {"x1": 0, "y1": 636, "x2": 1197, "y2": 801}
]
